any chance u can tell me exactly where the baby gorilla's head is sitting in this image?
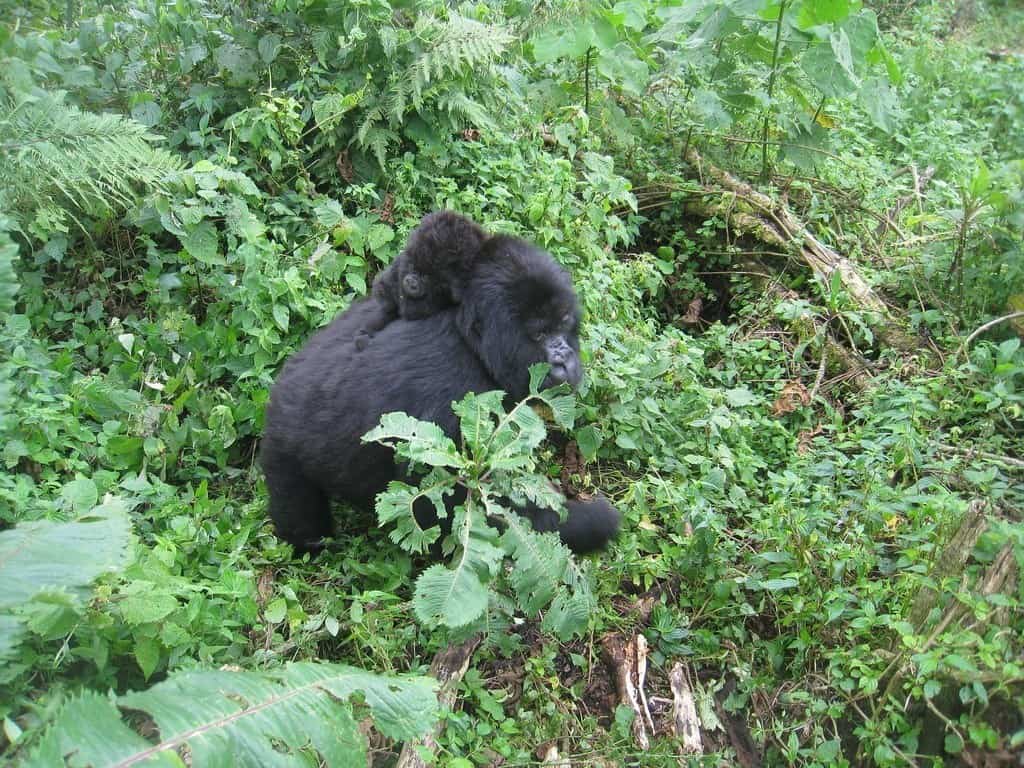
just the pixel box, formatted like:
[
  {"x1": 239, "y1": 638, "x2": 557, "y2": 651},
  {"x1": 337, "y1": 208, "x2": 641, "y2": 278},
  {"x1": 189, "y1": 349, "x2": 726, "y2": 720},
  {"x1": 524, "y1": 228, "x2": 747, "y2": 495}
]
[{"x1": 394, "y1": 266, "x2": 455, "y2": 320}]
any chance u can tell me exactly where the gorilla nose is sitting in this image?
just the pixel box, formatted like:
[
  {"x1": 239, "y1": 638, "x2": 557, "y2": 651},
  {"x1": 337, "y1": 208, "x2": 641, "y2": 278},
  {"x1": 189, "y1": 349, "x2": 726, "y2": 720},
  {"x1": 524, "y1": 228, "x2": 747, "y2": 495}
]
[
  {"x1": 545, "y1": 336, "x2": 581, "y2": 388},
  {"x1": 548, "y1": 358, "x2": 581, "y2": 388}
]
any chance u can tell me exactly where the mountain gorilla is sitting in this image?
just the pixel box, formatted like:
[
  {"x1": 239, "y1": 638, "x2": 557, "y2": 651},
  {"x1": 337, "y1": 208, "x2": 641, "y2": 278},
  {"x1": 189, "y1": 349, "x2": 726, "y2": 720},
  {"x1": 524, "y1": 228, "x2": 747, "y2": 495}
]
[{"x1": 261, "y1": 233, "x2": 620, "y2": 556}]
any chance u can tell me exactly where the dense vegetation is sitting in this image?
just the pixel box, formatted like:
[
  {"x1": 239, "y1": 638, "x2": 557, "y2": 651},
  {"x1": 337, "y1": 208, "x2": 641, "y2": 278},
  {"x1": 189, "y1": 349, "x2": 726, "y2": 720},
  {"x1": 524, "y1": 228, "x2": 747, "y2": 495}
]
[{"x1": 1, "y1": 0, "x2": 1022, "y2": 765}]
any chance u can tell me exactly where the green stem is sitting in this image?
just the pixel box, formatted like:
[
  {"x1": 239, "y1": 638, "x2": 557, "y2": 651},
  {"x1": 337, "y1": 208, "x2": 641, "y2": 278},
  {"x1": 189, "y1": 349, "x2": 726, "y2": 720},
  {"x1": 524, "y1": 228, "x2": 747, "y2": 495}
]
[
  {"x1": 761, "y1": 0, "x2": 788, "y2": 180},
  {"x1": 584, "y1": 46, "x2": 593, "y2": 118}
]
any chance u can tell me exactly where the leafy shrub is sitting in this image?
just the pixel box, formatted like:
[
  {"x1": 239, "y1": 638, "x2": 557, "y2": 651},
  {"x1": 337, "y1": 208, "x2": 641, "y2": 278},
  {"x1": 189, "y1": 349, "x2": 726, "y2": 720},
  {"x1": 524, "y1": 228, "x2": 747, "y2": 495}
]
[{"x1": 365, "y1": 369, "x2": 596, "y2": 639}]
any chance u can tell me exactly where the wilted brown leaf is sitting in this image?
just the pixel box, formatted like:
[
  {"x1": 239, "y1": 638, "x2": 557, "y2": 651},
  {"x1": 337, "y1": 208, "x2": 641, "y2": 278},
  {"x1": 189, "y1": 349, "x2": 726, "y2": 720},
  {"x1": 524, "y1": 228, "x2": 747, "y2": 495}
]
[{"x1": 771, "y1": 380, "x2": 810, "y2": 416}]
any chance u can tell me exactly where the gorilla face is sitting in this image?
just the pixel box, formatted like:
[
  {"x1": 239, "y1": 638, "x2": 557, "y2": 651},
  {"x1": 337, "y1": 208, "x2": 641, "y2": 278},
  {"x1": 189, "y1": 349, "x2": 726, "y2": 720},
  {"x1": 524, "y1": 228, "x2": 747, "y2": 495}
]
[
  {"x1": 396, "y1": 267, "x2": 453, "y2": 320},
  {"x1": 458, "y1": 236, "x2": 583, "y2": 398}
]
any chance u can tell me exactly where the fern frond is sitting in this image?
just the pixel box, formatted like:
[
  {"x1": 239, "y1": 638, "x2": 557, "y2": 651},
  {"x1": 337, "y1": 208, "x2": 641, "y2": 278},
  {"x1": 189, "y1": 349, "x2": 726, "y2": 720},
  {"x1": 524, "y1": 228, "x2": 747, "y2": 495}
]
[
  {"x1": 415, "y1": 15, "x2": 513, "y2": 88},
  {"x1": 388, "y1": 15, "x2": 512, "y2": 121},
  {"x1": 0, "y1": 222, "x2": 20, "y2": 314},
  {"x1": 363, "y1": 126, "x2": 400, "y2": 170},
  {"x1": 434, "y1": 90, "x2": 495, "y2": 129},
  {"x1": 0, "y1": 92, "x2": 182, "y2": 229},
  {"x1": 25, "y1": 663, "x2": 438, "y2": 767},
  {"x1": 355, "y1": 104, "x2": 384, "y2": 146}
]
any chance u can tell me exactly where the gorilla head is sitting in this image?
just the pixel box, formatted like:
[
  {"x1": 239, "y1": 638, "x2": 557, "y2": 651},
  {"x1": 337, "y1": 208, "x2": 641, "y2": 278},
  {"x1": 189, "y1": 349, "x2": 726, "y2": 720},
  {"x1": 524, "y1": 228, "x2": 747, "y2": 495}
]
[
  {"x1": 261, "y1": 232, "x2": 618, "y2": 555},
  {"x1": 360, "y1": 211, "x2": 488, "y2": 348},
  {"x1": 458, "y1": 235, "x2": 582, "y2": 397}
]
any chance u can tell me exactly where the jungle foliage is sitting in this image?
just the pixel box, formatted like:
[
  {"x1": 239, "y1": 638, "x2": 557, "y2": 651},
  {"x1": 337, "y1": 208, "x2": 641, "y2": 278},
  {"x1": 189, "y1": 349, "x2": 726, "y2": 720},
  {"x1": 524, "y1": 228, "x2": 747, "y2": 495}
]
[{"x1": 1, "y1": 0, "x2": 1022, "y2": 765}]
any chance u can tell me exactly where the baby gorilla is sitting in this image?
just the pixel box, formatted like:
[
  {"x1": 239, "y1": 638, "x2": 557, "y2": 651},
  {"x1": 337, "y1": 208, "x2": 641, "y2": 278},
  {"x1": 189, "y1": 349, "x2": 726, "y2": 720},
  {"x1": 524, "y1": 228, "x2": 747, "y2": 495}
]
[{"x1": 354, "y1": 210, "x2": 488, "y2": 350}]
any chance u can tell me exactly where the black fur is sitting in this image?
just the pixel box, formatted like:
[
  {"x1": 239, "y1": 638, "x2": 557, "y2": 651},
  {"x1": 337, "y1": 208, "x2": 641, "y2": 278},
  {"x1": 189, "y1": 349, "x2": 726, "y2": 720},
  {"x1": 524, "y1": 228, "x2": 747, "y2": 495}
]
[
  {"x1": 261, "y1": 236, "x2": 620, "y2": 555},
  {"x1": 355, "y1": 211, "x2": 488, "y2": 349}
]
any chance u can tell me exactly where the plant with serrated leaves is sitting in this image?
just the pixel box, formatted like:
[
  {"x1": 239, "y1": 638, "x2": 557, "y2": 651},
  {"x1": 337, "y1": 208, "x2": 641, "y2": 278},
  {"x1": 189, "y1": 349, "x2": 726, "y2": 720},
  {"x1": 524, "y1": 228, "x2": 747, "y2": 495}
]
[
  {"x1": 0, "y1": 499, "x2": 132, "y2": 660},
  {"x1": 362, "y1": 366, "x2": 596, "y2": 639},
  {"x1": 22, "y1": 663, "x2": 438, "y2": 767},
  {"x1": 0, "y1": 90, "x2": 182, "y2": 235},
  {"x1": 352, "y1": 12, "x2": 514, "y2": 168},
  {"x1": 530, "y1": 0, "x2": 902, "y2": 176}
]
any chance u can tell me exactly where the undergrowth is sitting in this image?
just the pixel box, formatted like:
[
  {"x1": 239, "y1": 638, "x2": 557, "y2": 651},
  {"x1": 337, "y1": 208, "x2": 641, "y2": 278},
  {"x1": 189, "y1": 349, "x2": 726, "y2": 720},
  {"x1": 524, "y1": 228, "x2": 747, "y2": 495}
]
[{"x1": 1, "y1": 0, "x2": 1022, "y2": 765}]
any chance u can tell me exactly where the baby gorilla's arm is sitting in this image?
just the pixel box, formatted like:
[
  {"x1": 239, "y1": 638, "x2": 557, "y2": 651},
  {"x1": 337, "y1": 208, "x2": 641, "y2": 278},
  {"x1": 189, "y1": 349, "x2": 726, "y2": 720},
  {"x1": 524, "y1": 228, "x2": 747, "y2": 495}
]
[
  {"x1": 354, "y1": 266, "x2": 402, "y2": 351},
  {"x1": 353, "y1": 300, "x2": 398, "y2": 350}
]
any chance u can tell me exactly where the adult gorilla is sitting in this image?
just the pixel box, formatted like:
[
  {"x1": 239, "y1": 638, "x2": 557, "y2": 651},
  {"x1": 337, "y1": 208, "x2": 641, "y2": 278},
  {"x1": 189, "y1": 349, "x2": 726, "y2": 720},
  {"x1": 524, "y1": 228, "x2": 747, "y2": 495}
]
[{"x1": 261, "y1": 235, "x2": 620, "y2": 555}]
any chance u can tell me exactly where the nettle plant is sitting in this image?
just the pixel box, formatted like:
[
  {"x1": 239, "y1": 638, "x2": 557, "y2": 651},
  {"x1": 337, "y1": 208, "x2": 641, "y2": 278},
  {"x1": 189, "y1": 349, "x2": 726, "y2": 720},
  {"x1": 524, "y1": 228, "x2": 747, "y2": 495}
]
[{"x1": 363, "y1": 366, "x2": 595, "y2": 640}]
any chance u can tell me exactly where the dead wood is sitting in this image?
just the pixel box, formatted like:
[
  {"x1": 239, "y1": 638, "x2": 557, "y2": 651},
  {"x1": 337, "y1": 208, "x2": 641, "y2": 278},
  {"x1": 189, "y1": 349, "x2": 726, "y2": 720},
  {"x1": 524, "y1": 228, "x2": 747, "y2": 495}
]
[
  {"x1": 908, "y1": 499, "x2": 989, "y2": 630},
  {"x1": 879, "y1": 500, "x2": 1019, "y2": 728},
  {"x1": 396, "y1": 635, "x2": 482, "y2": 768},
  {"x1": 740, "y1": 256, "x2": 873, "y2": 391},
  {"x1": 714, "y1": 677, "x2": 762, "y2": 768},
  {"x1": 669, "y1": 663, "x2": 703, "y2": 755},
  {"x1": 601, "y1": 634, "x2": 653, "y2": 750},
  {"x1": 685, "y1": 148, "x2": 918, "y2": 354}
]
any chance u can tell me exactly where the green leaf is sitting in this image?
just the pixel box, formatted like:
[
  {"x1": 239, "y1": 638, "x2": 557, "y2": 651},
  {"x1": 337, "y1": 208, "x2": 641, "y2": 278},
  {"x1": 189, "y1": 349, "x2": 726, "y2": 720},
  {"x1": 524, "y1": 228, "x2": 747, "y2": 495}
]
[
  {"x1": 181, "y1": 221, "x2": 220, "y2": 264},
  {"x1": 0, "y1": 500, "x2": 131, "y2": 658},
  {"x1": 363, "y1": 413, "x2": 464, "y2": 468},
  {"x1": 796, "y1": 0, "x2": 853, "y2": 28},
  {"x1": 313, "y1": 92, "x2": 364, "y2": 129},
  {"x1": 120, "y1": 590, "x2": 179, "y2": 625},
  {"x1": 345, "y1": 271, "x2": 368, "y2": 295},
  {"x1": 531, "y1": 23, "x2": 593, "y2": 63},
  {"x1": 413, "y1": 506, "x2": 504, "y2": 628},
  {"x1": 374, "y1": 473, "x2": 454, "y2": 553},
  {"x1": 134, "y1": 637, "x2": 161, "y2": 680},
  {"x1": 130, "y1": 100, "x2": 162, "y2": 128},
  {"x1": 24, "y1": 691, "x2": 180, "y2": 768},
  {"x1": 60, "y1": 477, "x2": 98, "y2": 513},
  {"x1": 0, "y1": 228, "x2": 21, "y2": 313},
  {"x1": 860, "y1": 75, "x2": 899, "y2": 132},
  {"x1": 264, "y1": 598, "x2": 287, "y2": 624},
  {"x1": 502, "y1": 515, "x2": 569, "y2": 613},
  {"x1": 596, "y1": 44, "x2": 649, "y2": 95},
  {"x1": 759, "y1": 578, "x2": 799, "y2": 591},
  {"x1": 454, "y1": 390, "x2": 506, "y2": 450},
  {"x1": 944, "y1": 731, "x2": 964, "y2": 754},
  {"x1": 541, "y1": 589, "x2": 593, "y2": 640},
  {"x1": 26, "y1": 664, "x2": 438, "y2": 767},
  {"x1": 257, "y1": 33, "x2": 281, "y2": 64},
  {"x1": 611, "y1": 1, "x2": 648, "y2": 31},
  {"x1": 575, "y1": 425, "x2": 603, "y2": 461},
  {"x1": 724, "y1": 387, "x2": 759, "y2": 407},
  {"x1": 802, "y1": 30, "x2": 859, "y2": 98},
  {"x1": 272, "y1": 303, "x2": 289, "y2": 332},
  {"x1": 105, "y1": 435, "x2": 144, "y2": 469},
  {"x1": 413, "y1": 563, "x2": 489, "y2": 628}
]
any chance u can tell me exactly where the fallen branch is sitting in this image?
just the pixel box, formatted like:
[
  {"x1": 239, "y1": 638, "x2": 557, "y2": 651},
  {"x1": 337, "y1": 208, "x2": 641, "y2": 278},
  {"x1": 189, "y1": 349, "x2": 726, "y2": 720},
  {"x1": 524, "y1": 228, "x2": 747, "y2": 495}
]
[
  {"x1": 908, "y1": 499, "x2": 989, "y2": 630},
  {"x1": 876, "y1": 164, "x2": 935, "y2": 237},
  {"x1": 962, "y1": 310, "x2": 1024, "y2": 349},
  {"x1": 601, "y1": 634, "x2": 652, "y2": 750},
  {"x1": 669, "y1": 663, "x2": 703, "y2": 755},
  {"x1": 685, "y1": 148, "x2": 918, "y2": 354},
  {"x1": 396, "y1": 635, "x2": 482, "y2": 768},
  {"x1": 740, "y1": 256, "x2": 873, "y2": 391},
  {"x1": 935, "y1": 443, "x2": 1024, "y2": 471}
]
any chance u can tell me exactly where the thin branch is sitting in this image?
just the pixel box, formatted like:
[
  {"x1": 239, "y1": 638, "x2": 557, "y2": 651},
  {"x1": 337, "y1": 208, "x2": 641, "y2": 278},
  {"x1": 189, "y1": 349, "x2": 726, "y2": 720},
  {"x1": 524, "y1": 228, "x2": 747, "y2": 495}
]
[{"x1": 963, "y1": 311, "x2": 1024, "y2": 348}]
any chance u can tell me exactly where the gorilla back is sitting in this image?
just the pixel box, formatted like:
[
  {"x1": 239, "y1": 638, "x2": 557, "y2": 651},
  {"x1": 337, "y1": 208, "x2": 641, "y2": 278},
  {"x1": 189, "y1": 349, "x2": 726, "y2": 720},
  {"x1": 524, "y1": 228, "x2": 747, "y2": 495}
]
[{"x1": 261, "y1": 237, "x2": 620, "y2": 555}]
